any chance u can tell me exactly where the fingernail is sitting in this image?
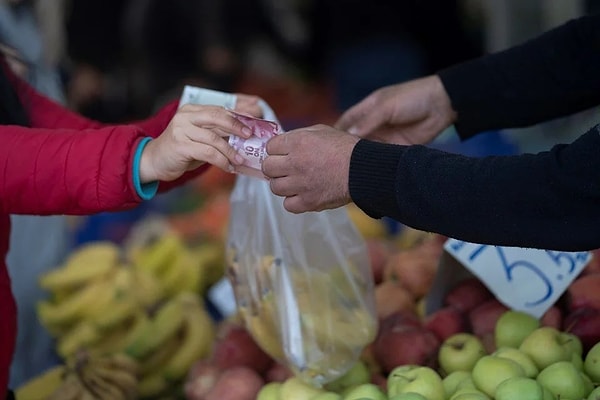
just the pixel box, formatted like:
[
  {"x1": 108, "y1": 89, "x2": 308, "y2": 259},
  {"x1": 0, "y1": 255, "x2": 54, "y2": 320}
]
[
  {"x1": 228, "y1": 164, "x2": 235, "y2": 173},
  {"x1": 348, "y1": 126, "x2": 358, "y2": 135},
  {"x1": 242, "y1": 126, "x2": 252, "y2": 137},
  {"x1": 235, "y1": 154, "x2": 244, "y2": 164}
]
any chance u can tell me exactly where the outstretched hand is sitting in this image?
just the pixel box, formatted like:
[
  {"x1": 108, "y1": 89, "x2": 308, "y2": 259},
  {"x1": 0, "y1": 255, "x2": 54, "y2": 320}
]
[
  {"x1": 139, "y1": 104, "x2": 252, "y2": 183},
  {"x1": 262, "y1": 124, "x2": 359, "y2": 213},
  {"x1": 335, "y1": 75, "x2": 457, "y2": 145}
]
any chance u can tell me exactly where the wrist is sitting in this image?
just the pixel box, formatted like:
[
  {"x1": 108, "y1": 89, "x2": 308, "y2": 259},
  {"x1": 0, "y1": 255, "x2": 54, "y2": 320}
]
[
  {"x1": 138, "y1": 138, "x2": 158, "y2": 183},
  {"x1": 134, "y1": 138, "x2": 159, "y2": 201},
  {"x1": 430, "y1": 74, "x2": 458, "y2": 127}
]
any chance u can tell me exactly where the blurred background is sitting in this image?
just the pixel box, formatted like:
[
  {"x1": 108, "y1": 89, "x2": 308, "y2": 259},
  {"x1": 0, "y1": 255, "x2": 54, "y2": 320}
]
[{"x1": 5, "y1": 0, "x2": 600, "y2": 388}]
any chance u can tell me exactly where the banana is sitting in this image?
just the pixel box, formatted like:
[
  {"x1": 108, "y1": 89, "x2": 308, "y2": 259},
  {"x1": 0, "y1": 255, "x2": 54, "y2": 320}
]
[
  {"x1": 139, "y1": 335, "x2": 183, "y2": 377},
  {"x1": 132, "y1": 265, "x2": 165, "y2": 307},
  {"x1": 37, "y1": 277, "x2": 115, "y2": 328},
  {"x1": 14, "y1": 365, "x2": 65, "y2": 400},
  {"x1": 125, "y1": 296, "x2": 185, "y2": 359},
  {"x1": 78, "y1": 364, "x2": 126, "y2": 400},
  {"x1": 130, "y1": 232, "x2": 186, "y2": 276},
  {"x1": 194, "y1": 241, "x2": 226, "y2": 291},
  {"x1": 160, "y1": 250, "x2": 193, "y2": 297},
  {"x1": 39, "y1": 241, "x2": 120, "y2": 292},
  {"x1": 121, "y1": 311, "x2": 152, "y2": 351},
  {"x1": 101, "y1": 352, "x2": 140, "y2": 377},
  {"x1": 162, "y1": 293, "x2": 215, "y2": 382},
  {"x1": 57, "y1": 321, "x2": 101, "y2": 358},
  {"x1": 91, "y1": 366, "x2": 138, "y2": 400},
  {"x1": 46, "y1": 373, "x2": 85, "y2": 400},
  {"x1": 137, "y1": 372, "x2": 170, "y2": 399},
  {"x1": 92, "y1": 297, "x2": 137, "y2": 332}
]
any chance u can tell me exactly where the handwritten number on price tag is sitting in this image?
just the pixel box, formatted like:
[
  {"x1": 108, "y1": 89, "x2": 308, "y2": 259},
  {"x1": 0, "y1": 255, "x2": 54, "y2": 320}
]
[{"x1": 445, "y1": 239, "x2": 591, "y2": 318}]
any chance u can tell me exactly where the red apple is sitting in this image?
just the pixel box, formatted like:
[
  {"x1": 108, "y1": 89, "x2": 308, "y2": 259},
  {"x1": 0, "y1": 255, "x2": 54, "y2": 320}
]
[
  {"x1": 205, "y1": 366, "x2": 264, "y2": 400},
  {"x1": 210, "y1": 324, "x2": 274, "y2": 374},
  {"x1": 563, "y1": 307, "x2": 600, "y2": 353},
  {"x1": 423, "y1": 306, "x2": 467, "y2": 342},
  {"x1": 184, "y1": 360, "x2": 223, "y2": 400},
  {"x1": 444, "y1": 278, "x2": 493, "y2": 314},
  {"x1": 468, "y1": 298, "x2": 509, "y2": 338},
  {"x1": 264, "y1": 361, "x2": 294, "y2": 383},
  {"x1": 367, "y1": 238, "x2": 393, "y2": 284},
  {"x1": 567, "y1": 273, "x2": 600, "y2": 311},
  {"x1": 375, "y1": 280, "x2": 416, "y2": 320},
  {"x1": 373, "y1": 311, "x2": 440, "y2": 373}
]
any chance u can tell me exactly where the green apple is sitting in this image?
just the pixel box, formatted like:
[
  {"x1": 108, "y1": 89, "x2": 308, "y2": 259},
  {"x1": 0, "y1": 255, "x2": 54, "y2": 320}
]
[
  {"x1": 494, "y1": 310, "x2": 540, "y2": 348},
  {"x1": 536, "y1": 361, "x2": 586, "y2": 400},
  {"x1": 541, "y1": 386, "x2": 555, "y2": 400},
  {"x1": 571, "y1": 353, "x2": 584, "y2": 371},
  {"x1": 584, "y1": 342, "x2": 600, "y2": 382},
  {"x1": 312, "y1": 392, "x2": 343, "y2": 400},
  {"x1": 257, "y1": 382, "x2": 283, "y2": 400},
  {"x1": 342, "y1": 383, "x2": 386, "y2": 400},
  {"x1": 471, "y1": 355, "x2": 525, "y2": 398},
  {"x1": 388, "y1": 393, "x2": 428, "y2": 400},
  {"x1": 449, "y1": 388, "x2": 490, "y2": 400},
  {"x1": 581, "y1": 372, "x2": 594, "y2": 398},
  {"x1": 562, "y1": 332, "x2": 583, "y2": 357},
  {"x1": 443, "y1": 371, "x2": 472, "y2": 397},
  {"x1": 326, "y1": 361, "x2": 370, "y2": 393},
  {"x1": 438, "y1": 333, "x2": 486, "y2": 374},
  {"x1": 493, "y1": 347, "x2": 539, "y2": 378},
  {"x1": 387, "y1": 365, "x2": 445, "y2": 400},
  {"x1": 519, "y1": 327, "x2": 572, "y2": 369},
  {"x1": 588, "y1": 386, "x2": 600, "y2": 400},
  {"x1": 280, "y1": 377, "x2": 325, "y2": 400},
  {"x1": 495, "y1": 377, "x2": 544, "y2": 400}
]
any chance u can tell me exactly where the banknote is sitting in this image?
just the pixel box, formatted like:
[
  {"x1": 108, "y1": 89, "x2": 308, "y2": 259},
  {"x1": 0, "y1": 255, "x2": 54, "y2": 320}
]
[
  {"x1": 228, "y1": 111, "x2": 282, "y2": 178},
  {"x1": 179, "y1": 85, "x2": 237, "y2": 109}
]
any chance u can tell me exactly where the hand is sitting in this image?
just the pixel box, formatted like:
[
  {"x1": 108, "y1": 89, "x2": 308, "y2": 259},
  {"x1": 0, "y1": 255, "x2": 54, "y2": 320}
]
[
  {"x1": 139, "y1": 104, "x2": 252, "y2": 182},
  {"x1": 335, "y1": 75, "x2": 457, "y2": 145},
  {"x1": 234, "y1": 94, "x2": 263, "y2": 118},
  {"x1": 262, "y1": 125, "x2": 359, "y2": 213}
]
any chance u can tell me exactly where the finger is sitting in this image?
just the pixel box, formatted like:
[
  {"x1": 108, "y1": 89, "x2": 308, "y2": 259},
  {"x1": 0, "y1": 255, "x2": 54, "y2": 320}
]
[
  {"x1": 265, "y1": 133, "x2": 291, "y2": 155},
  {"x1": 188, "y1": 143, "x2": 233, "y2": 172},
  {"x1": 181, "y1": 104, "x2": 252, "y2": 138},
  {"x1": 268, "y1": 176, "x2": 298, "y2": 197},
  {"x1": 262, "y1": 154, "x2": 291, "y2": 178},
  {"x1": 335, "y1": 99, "x2": 381, "y2": 136},
  {"x1": 234, "y1": 94, "x2": 263, "y2": 118},
  {"x1": 186, "y1": 126, "x2": 244, "y2": 166},
  {"x1": 282, "y1": 195, "x2": 308, "y2": 214}
]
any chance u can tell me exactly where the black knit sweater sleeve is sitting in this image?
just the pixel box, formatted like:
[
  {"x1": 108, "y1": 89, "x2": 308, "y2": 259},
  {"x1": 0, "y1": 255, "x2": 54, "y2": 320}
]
[
  {"x1": 349, "y1": 126, "x2": 600, "y2": 251},
  {"x1": 438, "y1": 14, "x2": 600, "y2": 139}
]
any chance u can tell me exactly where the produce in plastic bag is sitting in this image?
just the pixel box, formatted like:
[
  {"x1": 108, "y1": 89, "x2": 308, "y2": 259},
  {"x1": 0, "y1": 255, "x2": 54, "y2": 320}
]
[{"x1": 225, "y1": 107, "x2": 377, "y2": 386}]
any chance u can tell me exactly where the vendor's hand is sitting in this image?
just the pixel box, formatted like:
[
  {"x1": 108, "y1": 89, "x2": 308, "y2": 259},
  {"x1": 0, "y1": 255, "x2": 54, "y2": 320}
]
[
  {"x1": 335, "y1": 75, "x2": 457, "y2": 145},
  {"x1": 262, "y1": 125, "x2": 359, "y2": 213},
  {"x1": 234, "y1": 94, "x2": 263, "y2": 118},
  {"x1": 139, "y1": 104, "x2": 252, "y2": 182}
]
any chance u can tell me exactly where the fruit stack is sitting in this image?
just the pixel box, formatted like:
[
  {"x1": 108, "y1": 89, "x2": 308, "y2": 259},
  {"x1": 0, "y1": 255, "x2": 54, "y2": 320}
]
[{"x1": 19, "y1": 226, "x2": 223, "y2": 399}]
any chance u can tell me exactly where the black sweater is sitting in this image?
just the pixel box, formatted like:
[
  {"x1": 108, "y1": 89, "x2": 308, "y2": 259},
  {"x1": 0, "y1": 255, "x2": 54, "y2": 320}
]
[{"x1": 349, "y1": 15, "x2": 600, "y2": 251}]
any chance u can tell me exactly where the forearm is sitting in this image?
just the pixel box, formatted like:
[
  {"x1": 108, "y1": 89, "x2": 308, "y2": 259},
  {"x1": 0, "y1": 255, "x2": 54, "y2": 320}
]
[
  {"x1": 349, "y1": 126, "x2": 600, "y2": 251},
  {"x1": 438, "y1": 14, "x2": 600, "y2": 139}
]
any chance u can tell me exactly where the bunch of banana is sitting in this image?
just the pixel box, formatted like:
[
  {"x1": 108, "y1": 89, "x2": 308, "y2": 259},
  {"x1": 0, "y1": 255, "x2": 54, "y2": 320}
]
[
  {"x1": 125, "y1": 292, "x2": 216, "y2": 399},
  {"x1": 16, "y1": 351, "x2": 139, "y2": 400}
]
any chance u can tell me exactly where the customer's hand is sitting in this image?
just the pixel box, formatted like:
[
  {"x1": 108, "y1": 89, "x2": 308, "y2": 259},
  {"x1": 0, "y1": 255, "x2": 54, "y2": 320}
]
[
  {"x1": 335, "y1": 75, "x2": 457, "y2": 145},
  {"x1": 234, "y1": 94, "x2": 263, "y2": 118},
  {"x1": 262, "y1": 124, "x2": 359, "y2": 213},
  {"x1": 139, "y1": 104, "x2": 252, "y2": 182}
]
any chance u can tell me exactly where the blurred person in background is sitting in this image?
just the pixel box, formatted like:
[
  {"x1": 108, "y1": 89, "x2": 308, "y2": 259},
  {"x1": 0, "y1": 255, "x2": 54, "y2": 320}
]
[
  {"x1": 262, "y1": 13, "x2": 600, "y2": 252},
  {"x1": 0, "y1": 0, "x2": 72, "y2": 387}
]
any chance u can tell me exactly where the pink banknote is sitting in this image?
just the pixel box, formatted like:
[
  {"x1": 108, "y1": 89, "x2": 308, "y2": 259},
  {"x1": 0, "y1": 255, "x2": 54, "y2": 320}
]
[{"x1": 228, "y1": 111, "x2": 282, "y2": 178}]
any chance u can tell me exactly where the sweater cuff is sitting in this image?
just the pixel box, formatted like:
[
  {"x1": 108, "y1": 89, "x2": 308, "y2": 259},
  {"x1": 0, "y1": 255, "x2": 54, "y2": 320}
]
[
  {"x1": 349, "y1": 139, "x2": 404, "y2": 219},
  {"x1": 133, "y1": 137, "x2": 158, "y2": 201}
]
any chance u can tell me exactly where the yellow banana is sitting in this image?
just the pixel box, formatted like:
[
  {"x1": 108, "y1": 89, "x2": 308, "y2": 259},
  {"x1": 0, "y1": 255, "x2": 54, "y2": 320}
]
[
  {"x1": 139, "y1": 335, "x2": 182, "y2": 377},
  {"x1": 37, "y1": 277, "x2": 115, "y2": 328},
  {"x1": 125, "y1": 297, "x2": 185, "y2": 359},
  {"x1": 88, "y1": 319, "x2": 136, "y2": 356},
  {"x1": 46, "y1": 373, "x2": 85, "y2": 400},
  {"x1": 160, "y1": 250, "x2": 193, "y2": 297},
  {"x1": 121, "y1": 311, "x2": 152, "y2": 351},
  {"x1": 137, "y1": 372, "x2": 170, "y2": 399},
  {"x1": 130, "y1": 232, "x2": 186, "y2": 276},
  {"x1": 39, "y1": 241, "x2": 120, "y2": 292},
  {"x1": 101, "y1": 352, "x2": 140, "y2": 377},
  {"x1": 57, "y1": 321, "x2": 101, "y2": 358},
  {"x1": 78, "y1": 364, "x2": 126, "y2": 400},
  {"x1": 14, "y1": 365, "x2": 65, "y2": 400},
  {"x1": 162, "y1": 294, "x2": 215, "y2": 382},
  {"x1": 194, "y1": 241, "x2": 226, "y2": 291},
  {"x1": 91, "y1": 366, "x2": 138, "y2": 400},
  {"x1": 92, "y1": 297, "x2": 138, "y2": 332},
  {"x1": 132, "y1": 265, "x2": 165, "y2": 307}
]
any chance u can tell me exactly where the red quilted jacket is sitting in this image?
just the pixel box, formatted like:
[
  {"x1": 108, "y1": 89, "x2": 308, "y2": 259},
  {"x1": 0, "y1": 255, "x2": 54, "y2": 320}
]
[{"x1": 0, "y1": 65, "x2": 207, "y2": 394}]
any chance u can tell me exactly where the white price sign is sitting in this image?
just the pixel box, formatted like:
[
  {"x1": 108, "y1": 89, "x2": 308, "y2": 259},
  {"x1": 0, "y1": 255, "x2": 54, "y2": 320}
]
[{"x1": 444, "y1": 239, "x2": 591, "y2": 318}]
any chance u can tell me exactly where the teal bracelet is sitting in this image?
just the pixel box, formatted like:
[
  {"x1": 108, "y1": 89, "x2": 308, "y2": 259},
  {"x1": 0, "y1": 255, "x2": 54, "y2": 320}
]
[{"x1": 133, "y1": 137, "x2": 159, "y2": 200}]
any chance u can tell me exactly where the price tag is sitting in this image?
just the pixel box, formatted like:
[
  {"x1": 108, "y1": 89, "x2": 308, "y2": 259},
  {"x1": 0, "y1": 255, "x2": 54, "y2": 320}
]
[{"x1": 444, "y1": 239, "x2": 591, "y2": 318}]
